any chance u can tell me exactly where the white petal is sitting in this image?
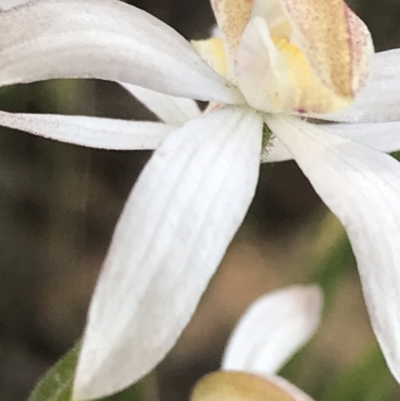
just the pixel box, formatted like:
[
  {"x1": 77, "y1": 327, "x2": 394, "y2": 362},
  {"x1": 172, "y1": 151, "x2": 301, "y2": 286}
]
[
  {"x1": 0, "y1": 111, "x2": 173, "y2": 150},
  {"x1": 321, "y1": 122, "x2": 400, "y2": 154},
  {"x1": 266, "y1": 115, "x2": 400, "y2": 385},
  {"x1": 263, "y1": 121, "x2": 400, "y2": 163},
  {"x1": 0, "y1": 0, "x2": 29, "y2": 10},
  {"x1": 120, "y1": 83, "x2": 201, "y2": 125},
  {"x1": 73, "y1": 106, "x2": 263, "y2": 400},
  {"x1": 222, "y1": 285, "x2": 322, "y2": 374},
  {"x1": 0, "y1": 0, "x2": 242, "y2": 104},
  {"x1": 314, "y1": 49, "x2": 400, "y2": 122}
]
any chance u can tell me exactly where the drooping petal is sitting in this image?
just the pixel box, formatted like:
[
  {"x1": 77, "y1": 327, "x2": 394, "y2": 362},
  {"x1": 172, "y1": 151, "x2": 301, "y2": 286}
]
[
  {"x1": 0, "y1": 111, "x2": 174, "y2": 149},
  {"x1": 191, "y1": 371, "x2": 314, "y2": 401},
  {"x1": 120, "y1": 83, "x2": 201, "y2": 125},
  {"x1": 73, "y1": 106, "x2": 263, "y2": 400},
  {"x1": 0, "y1": 0, "x2": 242, "y2": 104},
  {"x1": 210, "y1": 0, "x2": 254, "y2": 58},
  {"x1": 315, "y1": 49, "x2": 400, "y2": 123},
  {"x1": 222, "y1": 286, "x2": 322, "y2": 374},
  {"x1": 263, "y1": 121, "x2": 400, "y2": 163},
  {"x1": 265, "y1": 115, "x2": 400, "y2": 385}
]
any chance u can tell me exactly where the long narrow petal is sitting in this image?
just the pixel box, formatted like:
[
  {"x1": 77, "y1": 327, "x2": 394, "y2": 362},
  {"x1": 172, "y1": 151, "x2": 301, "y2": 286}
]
[
  {"x1": 222, "y1": 286, "x2": 322, "y2": 374},
  {"x1": 264, "y1": 121, "x2": 400, "y2": 163},
  {"x1": 120, "y1": 83, "x2": 201, "y2": 125},
  {"x1": 0, "y1": 0, "x2": 242, "y2": 104},
  {"x1": 0, "y1": 111, "x2": 173, "y2": 150},
  {"x1": 266, "y1": 115, "x2": 400, "y2": 385},
  {"x1": 315, "y1": 49, "x2": 400, "y2": 123},
  {"x1": 191, "y1": 371, "x2": 314, "y2": 401},
  {"x1": 73, "y1": 106, "x2": 263, "y2": 400}
]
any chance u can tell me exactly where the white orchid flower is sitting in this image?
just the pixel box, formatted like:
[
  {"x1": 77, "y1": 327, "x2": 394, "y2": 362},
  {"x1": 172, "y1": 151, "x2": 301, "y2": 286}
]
[
  {"x1": 0, "y1": 0, "x2": 400, "y2": 400},
  {"x1": 192, "y1": 285, "x2": 323, "y2": 401}
]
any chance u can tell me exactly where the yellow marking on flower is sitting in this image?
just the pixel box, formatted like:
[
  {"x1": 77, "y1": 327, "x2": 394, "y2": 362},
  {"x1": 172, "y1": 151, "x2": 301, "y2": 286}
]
[
  {"x1": 273, "y1": 36, "x2": 352, "y2": 113},
  {"x1": 191, "y1": 371, "x2": 298, "y2": 401},
  {"x1": 192, "y1": 37, "x2": 228, "y2": 77},
  {"x1": 235, "y1": 15, "x2": 357, "y2": 114},
  {"x1": 275, "y1": 37, "x2": 313, "y2": 95}
]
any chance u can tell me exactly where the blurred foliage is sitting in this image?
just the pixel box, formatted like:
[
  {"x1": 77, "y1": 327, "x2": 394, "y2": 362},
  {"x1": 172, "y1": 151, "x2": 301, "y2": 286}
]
[{"x1": 321, "y1": 344, "x2": 395, "y2": 401}]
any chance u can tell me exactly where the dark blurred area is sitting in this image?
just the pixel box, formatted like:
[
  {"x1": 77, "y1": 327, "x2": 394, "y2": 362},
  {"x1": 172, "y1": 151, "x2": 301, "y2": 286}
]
[{"x1": 0, "y1": 0, "x2": 399, "y2": 400}]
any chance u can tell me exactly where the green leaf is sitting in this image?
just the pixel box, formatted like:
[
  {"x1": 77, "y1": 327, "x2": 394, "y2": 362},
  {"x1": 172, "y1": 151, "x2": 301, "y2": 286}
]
[
  {"x1": 28, "y1": 342, "x2": 144, "y2": 401},
  {"x1": 29, "y1": 343, "x2": 80, "y2": 401}
]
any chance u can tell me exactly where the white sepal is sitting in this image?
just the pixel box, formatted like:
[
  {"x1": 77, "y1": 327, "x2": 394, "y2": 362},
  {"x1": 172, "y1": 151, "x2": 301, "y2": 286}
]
[
  {"x1": 73, "y1": 106, "x2": 263, "y2": 400},
  {"x1": 121, "y1": 83, "x2": 201, "y2": 125},
  {"x1": 222, "y1": 285, "x2": 322, "y2": 374},
  {"x1": 0, "y1": 110, "x2": 174, "y2": 149},
  {"x1": 264, "y1": 121, "x2": 400, "y2": 163},
  {"x1": 266, "y1": 115, "x2": 400, "y2": 386},
  {"x1": 0, "y1": 0, "x2": 242, "y2": 104}
]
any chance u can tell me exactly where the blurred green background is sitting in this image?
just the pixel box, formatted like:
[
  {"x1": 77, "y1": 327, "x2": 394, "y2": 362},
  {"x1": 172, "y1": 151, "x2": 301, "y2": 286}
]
[{"x1": 0, "y1": 0, "x2": 399, "y2": 400}]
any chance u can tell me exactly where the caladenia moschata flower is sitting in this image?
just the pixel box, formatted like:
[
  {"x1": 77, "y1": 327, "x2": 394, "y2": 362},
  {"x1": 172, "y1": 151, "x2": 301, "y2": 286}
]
[
  {"x1": 191, "y1": 285, "x2": 323, "y2": 401},
  {"x1": 0, "y1": 0, "x2": 400, "y2": 399}
]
